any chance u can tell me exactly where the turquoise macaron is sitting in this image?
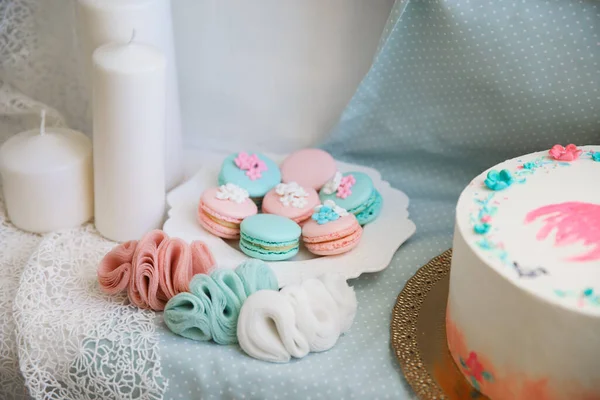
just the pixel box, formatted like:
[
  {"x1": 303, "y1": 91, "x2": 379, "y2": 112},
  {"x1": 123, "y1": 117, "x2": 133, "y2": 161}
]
[
  {"x1": 319, "y1": 171, "x2": 382, "y2": 225},
  {"x1": 218, "y1": 152, "x2": 281, "y2": 203},
  {"x1": 239, "y1": 214, "x2": 301, "y2": 261}
]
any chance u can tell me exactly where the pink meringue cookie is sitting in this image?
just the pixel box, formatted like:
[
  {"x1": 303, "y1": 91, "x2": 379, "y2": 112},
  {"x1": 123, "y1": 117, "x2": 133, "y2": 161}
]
[
  {"x1": 191, "y1": 240, "x2": 216, "y2": 275},
  {"x1": 98, "y1": 230, "x2": 218, "y2": 311},
  {"x1": 97, "y1": 240, "x2": 138, "y2": 295},
  {"x1": 158, "y1": 237, "x2": 194, "y2": 299},
  {"x1": 128, "y1": 230, "x2": 169, "y2": 310}
]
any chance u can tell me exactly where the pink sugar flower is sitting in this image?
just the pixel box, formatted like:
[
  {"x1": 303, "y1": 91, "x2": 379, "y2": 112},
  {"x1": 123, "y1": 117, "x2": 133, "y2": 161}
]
[
  {"x1": 465, "y1": 352, "x2": 484, "y2": 381},
  {"x1": 234, "y1": 152, "x2": 254, "y2": 170},
  {"x1": 246, "y1": 156, "x2": 267, "y2": 180},
  {"x1": 234, "y1": 152, "x2": 268, "y2": 180},
  {"x1": 336, "y1": 175, "x2": 356, "y2": 199},
  {"x1": 548, "y1": 144, "x2": 582, "y2": 162}
]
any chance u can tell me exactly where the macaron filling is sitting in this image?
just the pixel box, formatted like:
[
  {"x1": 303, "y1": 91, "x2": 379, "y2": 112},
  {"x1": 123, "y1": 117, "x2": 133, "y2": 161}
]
[
  {"x1": 203, "y1": 211, "x2": 240, "y2": 229},
  {"x1": 239, "y1": 214, "x2": 302, "y2": 260},
  {"x1": 302, "y1": 223, "x2": 360, "y2": 244},
  {"x1": 304, "y1": 228, "x2": 362, "y2": 254},
  {"x1": 240, "y1": 233, "x2": 300, "y2": 255}
]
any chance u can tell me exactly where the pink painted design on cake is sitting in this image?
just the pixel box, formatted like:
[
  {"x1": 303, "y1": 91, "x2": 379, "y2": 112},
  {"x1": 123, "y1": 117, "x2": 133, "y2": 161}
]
[
  {"x1": 337, "y1": 174, "x2": 356, "y2": 199},
  {"x1": 446, "y1": 314, "x2": 600, "y2": 399},
  {"x1": 234, "y1": 152, "x2": 268, "y2": 180},
  {"x1": 548, "y1": 144, "x2": 582, "y2": 162},
  {"x1": 480, "y1": 215, "x2": 492, "y2": 223},
  {"x1": 525, "y1": 202, "x2": 600, "y2": 262}
]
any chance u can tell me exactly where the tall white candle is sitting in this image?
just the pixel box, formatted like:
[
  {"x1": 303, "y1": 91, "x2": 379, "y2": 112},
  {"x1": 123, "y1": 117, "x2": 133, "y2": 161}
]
[
  {"x1": 77, "y1": 0, "x2": 183, "y2": 190},
  {"x1": 0, "y1": 110, "x2": 93, "y2": 233},
  {"x1": 93, "y1": 39, "x2": 166, "y2": 242}
]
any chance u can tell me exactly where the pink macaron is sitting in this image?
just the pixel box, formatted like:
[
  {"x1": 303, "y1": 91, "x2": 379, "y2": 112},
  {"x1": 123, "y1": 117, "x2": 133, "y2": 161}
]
[
  {"x1": 262, "y1": 182, "x2": 320, "y2": 224},
  {"x1": 302, "y1": 200, "x2": 363, "y2": 256},
  {"x1": 197, "y1": 184, "x2": 258, "y2": 239},
  {"x1": 280, "y1": 148, "x2": 337, "y2": 190}
]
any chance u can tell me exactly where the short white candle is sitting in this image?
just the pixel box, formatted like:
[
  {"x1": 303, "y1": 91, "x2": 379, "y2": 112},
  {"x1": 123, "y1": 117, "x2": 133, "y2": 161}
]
[
  {"x1": 77, "y1": 0, "x2": 184, "y2": 191},
  {"x1": 0, "y1": 110, "x2": 93, "y2": 233},
  {"x1": 93, "y1": 38, "x2": 166, "y2": 242}
]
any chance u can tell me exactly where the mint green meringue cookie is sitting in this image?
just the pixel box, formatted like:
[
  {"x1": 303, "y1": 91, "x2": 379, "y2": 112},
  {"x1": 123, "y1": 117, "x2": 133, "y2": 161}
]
[
  {"x1": 164, "y1": 292, "x2": 211, "y2": 342},
  {"x1": 235, "y1": 259, "x2": 279, "y2": 294},
  {"x1": 189, "y1": 273, "x2": 239, "y2": 345},
  {"x1": 163, "y1": 261, "x2": 279, "y2": 345}
]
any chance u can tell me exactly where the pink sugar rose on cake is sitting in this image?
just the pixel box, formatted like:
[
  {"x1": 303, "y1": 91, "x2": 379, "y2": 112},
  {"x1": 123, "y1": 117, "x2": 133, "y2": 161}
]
[
  {"x1": 262, "y1": 182, "x2": 320, "y2": 224},
  {"x1": 197, "y1": 183, "x2": 258, "y2": 239},
  {"x1": 548, "y1": 144, "x2": 582, "y2": 161}
]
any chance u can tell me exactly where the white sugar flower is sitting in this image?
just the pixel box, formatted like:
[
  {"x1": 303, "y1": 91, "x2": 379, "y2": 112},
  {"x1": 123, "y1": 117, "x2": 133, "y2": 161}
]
[
  {"x1": 314, "y1": 199, "x2": 348, "y2": 217},
  {"x1": 321, "y1": 171, "x2": 342, "y2": 195},
  {"x1": 276, "y1": 182, "x2": 309, "y2": 208},
  {"x1": 215, "y1": 183, "x2": 249, "y2": 204}
]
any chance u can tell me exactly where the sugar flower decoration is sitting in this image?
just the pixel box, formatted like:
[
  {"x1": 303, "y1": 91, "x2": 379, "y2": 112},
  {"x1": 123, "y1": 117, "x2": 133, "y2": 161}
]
[
  {"x1": 234, "y1": 152, "x2": 268, "y2": 180},
  {"x1": 336, "y1": 175, "x2": 356, "y2": 199},
  {"x1": 215, "y1": 183, "x2": 249, "y2": 204},
  {"x1": 548, "y1": 144, "x2": 582, "y2": 162},
  {"x1": 275, "y1": 182, "x2": 309, "y2": 208},
  {"x1": 592, "y1": 152, "x2": 600, "y2": 162},
  {"x1": 484, "y1": 169, "x2": 514, "y2": 191},
  {"x1": 321, "y1": 171, "x2": 342, "y2": 195},
  {"x1": 312, "y1": 200, "x2": 349, "y2": 225}
]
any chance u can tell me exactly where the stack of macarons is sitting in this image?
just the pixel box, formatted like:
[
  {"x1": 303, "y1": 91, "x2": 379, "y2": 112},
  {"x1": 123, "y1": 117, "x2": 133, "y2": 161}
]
[{"x1": 197, "y1": 149, "x2": 383, "y2": 261}]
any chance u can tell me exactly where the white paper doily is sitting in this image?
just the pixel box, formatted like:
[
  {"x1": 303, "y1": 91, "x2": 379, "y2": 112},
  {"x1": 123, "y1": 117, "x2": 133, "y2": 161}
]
[{"x1": 164, "y1": 155, "x2": 416, "y2": 287}]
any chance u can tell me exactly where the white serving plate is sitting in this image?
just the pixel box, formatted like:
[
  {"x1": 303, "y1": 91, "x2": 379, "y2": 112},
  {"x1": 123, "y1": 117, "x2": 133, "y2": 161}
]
[{"x1": 164, "y1": 154, "x2": 416, "y2": 287}]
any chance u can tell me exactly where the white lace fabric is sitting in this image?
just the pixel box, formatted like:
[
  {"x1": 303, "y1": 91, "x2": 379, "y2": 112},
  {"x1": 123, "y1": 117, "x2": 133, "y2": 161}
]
[
  {"x1": 0, "y1": 194, "x2": 166, "y2": 399},
  {"x1": 8, "y1": 221, "x2": 167, "y2": 400},
  {"x1": 0, "y1": 196, "x2": 41, "y2": 400}
]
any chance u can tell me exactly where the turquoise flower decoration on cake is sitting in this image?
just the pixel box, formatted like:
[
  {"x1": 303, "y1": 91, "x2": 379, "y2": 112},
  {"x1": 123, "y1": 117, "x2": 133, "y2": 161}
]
[
  {"x1": 474, "y1": 223, "x2": 491, "y2": 234},
  {"x1": 484, "y1": 169, "x2": 514, "y2": 191},
  {"x1": 592, "y1": 152, "x2": 600, "y2": 162},
  {"x1": 312, "y1": 200, "x2": 348, "y2": 225}
]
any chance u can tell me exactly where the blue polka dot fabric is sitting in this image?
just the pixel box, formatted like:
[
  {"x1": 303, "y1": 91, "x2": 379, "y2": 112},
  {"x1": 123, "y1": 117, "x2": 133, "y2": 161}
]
[{"x1": 158, "y1": 1, "x2": 599, "y2": 398}]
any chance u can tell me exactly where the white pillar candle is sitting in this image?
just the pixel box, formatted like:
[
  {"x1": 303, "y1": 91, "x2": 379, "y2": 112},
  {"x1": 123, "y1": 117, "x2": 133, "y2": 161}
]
[
  {"x1": 0, "y1": 111, "x2": 93, "y2": 233},
  {"x1": 77, "y1": 0, "x2": 183, "y2": 191},
  {"x1": 93, "y1": 39, "x2": 166, "y2": 242}
]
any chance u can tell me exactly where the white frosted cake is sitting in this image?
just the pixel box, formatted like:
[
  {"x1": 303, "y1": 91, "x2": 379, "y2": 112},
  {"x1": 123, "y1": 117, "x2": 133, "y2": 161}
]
[{"x1": 447, "y1": 145, "x2": 600, "y2": 400}]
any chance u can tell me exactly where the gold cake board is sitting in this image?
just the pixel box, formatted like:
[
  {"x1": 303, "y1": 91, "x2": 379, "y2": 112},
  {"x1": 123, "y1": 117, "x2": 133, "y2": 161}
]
[{"x1": 391, "y1": 249, "x2": 490, "y2": 400}]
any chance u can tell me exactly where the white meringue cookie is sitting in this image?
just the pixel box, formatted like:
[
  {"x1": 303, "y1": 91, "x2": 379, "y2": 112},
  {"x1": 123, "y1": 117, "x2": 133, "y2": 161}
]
[
  {"x1": 237, "y1": 274, "x2": 357, "y2": 363},
  {"x1": 318, "y1": 273, "x2": 357, "y2": 333},
  {"x1": 236, "y1": 290, "x2": 309, "y2": 363}
]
